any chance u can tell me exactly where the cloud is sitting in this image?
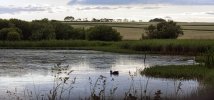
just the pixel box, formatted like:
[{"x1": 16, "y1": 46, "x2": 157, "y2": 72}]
[
  {"x1": 206, "y1": 11, "x2": 214, "y2": 15},
  {"x1": 0, "y1": 5, "x2": 46, "y2": 14},
  {"x1": 77, "y1": 6, "x2": 116, "y2": 10},
  {"x1": 0, "y1": 5, "x2": 71, "y2": 14},
  {"x1": 68, "y1": 0, "x2": 214, "y2": 5},
  {"x1": 142, "y1": 6, "x2": 161, "y2": 9},
  {"x1": 76, "y1": 6, "x2": 133, "y2": 11},
  {"x1": 182, "y1": 11, "x2": 214, "y2": 16}
]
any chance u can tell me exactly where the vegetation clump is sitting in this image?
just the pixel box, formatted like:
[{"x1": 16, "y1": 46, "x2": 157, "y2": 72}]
[
  {"x1": 0, "y1": 27, "x2": 22, "y2": 41},
  {"x1": 7, "y1": 31, "x2": 21, "y2": 41},
  {"x1": 142, "y1": 65, "x2": 207, "y2": 79},
  {"x1": 145, "y1": 21, "x2": 183, "y2": 39},
  {"x1": 86, "y1": 25, "x2": 122, "y2": 41},
  {"x1": 149, "y1": 18, "x2": 166, "y2": 22}
]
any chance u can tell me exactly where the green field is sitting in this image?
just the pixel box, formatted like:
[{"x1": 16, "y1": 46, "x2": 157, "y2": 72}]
[{"x1": 65, "y1": 22, "x2": 214, "y2": 40}]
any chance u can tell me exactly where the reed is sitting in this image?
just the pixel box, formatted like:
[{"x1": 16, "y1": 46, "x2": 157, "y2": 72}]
[{"x1": 1, "y1": 39, "x2": 214, "y2": 55}]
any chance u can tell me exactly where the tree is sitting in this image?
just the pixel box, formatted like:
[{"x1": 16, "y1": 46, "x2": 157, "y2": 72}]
[
  {"x1": 30, "y1": 20, "x2": 55, "y2": 40},
  {"x1": 71, "y1": 28, "x2": 86, "y2": 40},
  {"x1": 0, "y1": 19, "x2": 10, "y2": 29},
  {"x1": 7, "y1": 31, "x2": 21, "y2": 41},
  {"x1": 145, "y1": 21, "x2": 183, "y2": 39},
  {"x1": 64, "y1": 16, "x2": 75, "y2": 22},
  {"x1": 52, "y1": 22, "x2": 74, "y2": 40},
  {"x1": 86, "y1": 25, "x2": 122, "y2": 41},
  {"x1": 149, "y1": 18, "x2": 166, "y2": 22},
  {"x1": 9, "y1": 19, "x2": 31, "y2": 40},
  {"x1": 0, "y1": 28, "x2": 22, "y2": 40}
]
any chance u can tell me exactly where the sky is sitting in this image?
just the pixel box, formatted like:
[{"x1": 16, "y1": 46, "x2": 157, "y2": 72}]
[{"x1": 0, "y1": 0, "x2": 214, "y2": 22}]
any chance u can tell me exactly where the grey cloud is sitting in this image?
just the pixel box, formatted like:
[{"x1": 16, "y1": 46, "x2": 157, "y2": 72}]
[
  {"x1": 68, "y1": 0, "x2": 214, "y2": 5},
  {"x1": 0, "y1": 5, "x2": 46, "y2": 14},
  {"x1": 206, "y1": 12, "x2": 214, "y2": 15},
  {"x1": 142, "y1": 7, "x2": 161, "y2": 9},
  {"x1": 76, "y1": 6, "x2": 133, "y2": 11}
]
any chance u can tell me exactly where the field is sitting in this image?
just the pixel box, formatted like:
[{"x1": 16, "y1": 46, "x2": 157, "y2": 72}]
[{"x1": 66, "y1": 22, "x2": 214, "y2": 40}]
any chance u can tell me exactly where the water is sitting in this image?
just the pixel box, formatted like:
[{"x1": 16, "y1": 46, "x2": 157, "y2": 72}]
[{"x1": 0, "y1": 49, "x2": 203, "y2": 99}]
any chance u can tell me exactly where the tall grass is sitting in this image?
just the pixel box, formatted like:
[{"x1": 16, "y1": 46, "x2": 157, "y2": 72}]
[
  {"x1": 0, "y1": 40, "x2": 113, "y2": 49},
  {"x1": 1, "y1": 39, "x2": 214, "y2": 55},
  {"x1": 118, "y1": 39, "x2": 214, "y2": 55},
  {"x1": 142, "y1": 65, "x2": 208, "y2": 79},
  {"x1": 204, "y1": 53, "x2": 214, "y2": 68}
]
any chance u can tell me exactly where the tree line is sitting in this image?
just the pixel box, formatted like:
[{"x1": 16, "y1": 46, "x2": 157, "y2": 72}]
[
  {"x1": 0, "y1": 18, "x2": 183, "y2": 41},
  {"x1": 0, "y1": 18, "x2": 122, "y2": 41}
]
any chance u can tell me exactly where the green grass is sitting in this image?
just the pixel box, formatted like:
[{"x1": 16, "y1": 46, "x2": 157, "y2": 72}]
[
  {"x1": 142, "y1": 65, "x2": 207, "y2": 79},
  {"x1": 1, "y1": 39, "x2": 214, "y2": 55},
  {"x1": 117, "y1": 39, "x2": 214, "y2": 55},
  {"x1": 141, "y1": 65, "x2": 214, "y2": 84}
]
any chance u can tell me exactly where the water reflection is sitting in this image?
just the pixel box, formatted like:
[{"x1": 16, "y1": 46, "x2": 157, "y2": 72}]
[{"x1": 0, "y1": 49, "x2": 202, "y2": 99}]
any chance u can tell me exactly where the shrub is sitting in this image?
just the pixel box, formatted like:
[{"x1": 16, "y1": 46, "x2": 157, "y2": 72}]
[
  {"x1": 71, "y1": 28, "x2": 86, "y2": 40},
  {"x1": 7, "y1": 31, "x2": 21, "y2": 41},
  {"x1": 203, "y1": 52, "x2": 214, "y2": 68},
  {"x1": 0, "y1": 28, "x2": 22, "y2": 40},
  {"x1": 86, "y1": 25, "x2": 122, "y2": 41},
  {"x1": 30, "y1": 21, "x2": 55, "y2": 40},
  {"x1": 9, "y1": 19, "x2": 31, "y2": 40},
  {"x1": 0, "y1": 19, "x2": 10, "y2": 29},
  {"x1": 145, "y1": 21, "x2": 183, "y2": 39},
  {"x1": 52, "y1": 22, "x2": 74, "y2": 40}
]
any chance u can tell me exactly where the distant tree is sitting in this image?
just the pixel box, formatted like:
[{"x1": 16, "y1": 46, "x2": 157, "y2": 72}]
[
  {"x1": 149, "y1": 18, "x2": 166, "y2": 22},
  {"x1": 7, "y1": 31, "x2": 21, "y2": 41},
  {"x1": 0, "y1": 28, "x2": 22, "y2": 40},
  {"x1": 42, "y1": 24, "x2": 56, "y2": 40},
  {"x1": 9, "y1": 19, "x2": 31, "y2": 40},
  {"x1": 71, "y1": 28, "x2": 86, "y2": 40},
  {"x1": 0, "y1": 19, "x2": 10, "y2": 29},
  {"x1": 31, "y1": 31, "x2": 43, "y2": 40},
  {"x1": 31, "y1": 20, "x2": 55, "y2": 40},
  {"x1": 91, "y1": 18, "x2": 100, "y2": 22},
  {"x1": 52, "y1": 22, "x2": 74, "y2": 40},
  {"x1": 86, "y1": 25, "x2": 122, "y2": 41},
  {"x1": 91, "y1": 18, "x2": 96, "y2": 22},
  {"x1": 145, "y1": 21, "x2": 183, "y2": 39},
  {"x1": 64, "y1": 16, "x2": 75, "y2": 22}
]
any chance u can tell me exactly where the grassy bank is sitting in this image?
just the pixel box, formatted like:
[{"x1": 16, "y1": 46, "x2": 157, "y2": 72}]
[
  {"x1": 142, "y1": 65, "x2": 214, "y2": 84},
  {"x1": 68, "y1": 22, "x2": 214, "y2": 40},
  {"x1": 117, "y1": 39, "x2": 214, "y2": 55},
  {"x1": 1, "y1": 39, "x2": 214, "y2": 55}
]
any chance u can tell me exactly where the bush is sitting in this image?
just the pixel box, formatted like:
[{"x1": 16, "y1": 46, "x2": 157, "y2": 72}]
[
  {"x1": 7, "y1": 31, "x2": 21, "y2": 41},
  {"x1": 0, "y1": 28, "x2": 22, "y2": 40},
  {"x1": 71, "y1": 28, "x2": 86, "y2": 40},
  {"x1": 86, "y1": 25, "x2": 122, "y2": 41},
  {"x1": 0, "y1": 19, "x2": 10, "y2": 29},
  {"x1": 145, "y1": 21, "x2": 183, "y2": 39},
  {"x1": 30, "y1": 20, "x2": 55, "y2": 40},
  {"x1": 52, "y1": 22, "x2": 73, "y2": 40},
  {"x1": 9, "y1": 19, "x2": 31, "y2": 40}
]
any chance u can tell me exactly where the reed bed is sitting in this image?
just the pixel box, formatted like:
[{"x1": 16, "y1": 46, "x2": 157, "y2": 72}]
[{"x1": 1, "y1": 39, "x2": 214, "y2": 55}]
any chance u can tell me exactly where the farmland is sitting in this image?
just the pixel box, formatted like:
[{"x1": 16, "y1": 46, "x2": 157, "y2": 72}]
[{"x1": 66, "y1": 22, "x2": 214, "y2": 40}]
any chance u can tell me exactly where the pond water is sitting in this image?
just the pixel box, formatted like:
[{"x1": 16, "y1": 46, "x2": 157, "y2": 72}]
[{"x1": 0, "y1": 49, "x2": 203, "y2": 100}]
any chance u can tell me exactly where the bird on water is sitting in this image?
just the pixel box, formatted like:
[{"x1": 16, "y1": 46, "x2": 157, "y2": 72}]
[{"x1": 110, "y1": 70, "x2": 119, "y2": 75}]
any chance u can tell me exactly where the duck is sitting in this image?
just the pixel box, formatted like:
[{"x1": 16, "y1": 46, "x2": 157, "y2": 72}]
[{"x1": 110, "y1": 70, "x2": 119, "y2": 75}]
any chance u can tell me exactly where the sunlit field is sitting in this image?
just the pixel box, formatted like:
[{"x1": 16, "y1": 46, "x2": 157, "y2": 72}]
[{"x1": 68, "y1": 22, "x2": 214, "y2": 40}]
